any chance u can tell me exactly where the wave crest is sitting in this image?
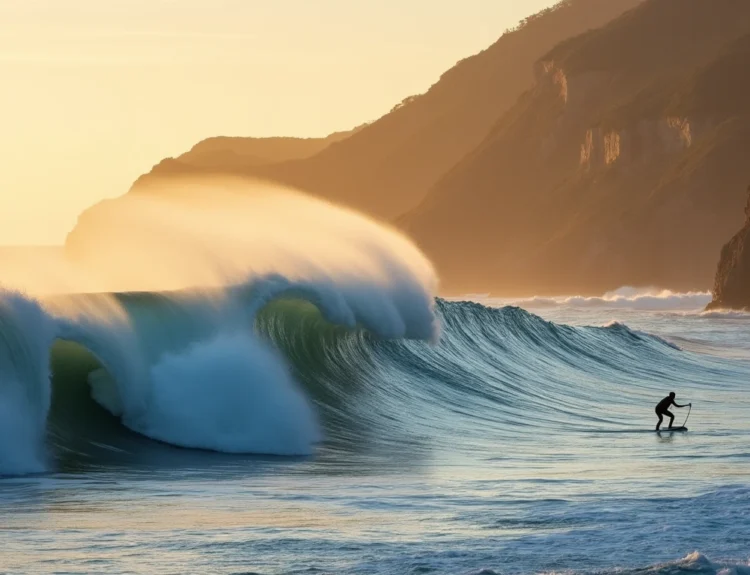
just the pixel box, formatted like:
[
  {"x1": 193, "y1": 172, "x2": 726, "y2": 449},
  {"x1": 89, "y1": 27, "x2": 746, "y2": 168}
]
[{"x1": 472, "y1": 287, "x2": 713, "y2": 311}]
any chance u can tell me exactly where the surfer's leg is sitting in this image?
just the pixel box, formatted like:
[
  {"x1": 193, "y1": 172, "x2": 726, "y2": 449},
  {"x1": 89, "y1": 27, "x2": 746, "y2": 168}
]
[
  {"x1": 655, "y1": 411, "x2": 663, "y2": 430},
  {"x1": 665, "y1": 410, "x2": 674, "y2": 428}
]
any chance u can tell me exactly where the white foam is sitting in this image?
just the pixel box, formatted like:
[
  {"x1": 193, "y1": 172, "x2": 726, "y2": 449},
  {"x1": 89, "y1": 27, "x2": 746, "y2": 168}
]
[
  {"x1": 137, "y1": 333, "x2": 320, "y2": 455},
  {"x1": 699, "y1": 309, "x2": 750, "y2": 319},
  {"x1": 466, "y1": 287, "x2": 712, "y2": 311},
  {"x1": 0, "y1": 382, "x2": 47, "y2": 475},
  {"x1": 0, "y1": 292, "x2": 55, "y2": 475}
]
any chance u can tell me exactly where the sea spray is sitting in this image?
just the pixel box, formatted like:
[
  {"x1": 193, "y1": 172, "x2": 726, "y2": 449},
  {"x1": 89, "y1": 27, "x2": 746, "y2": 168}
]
[{"x1": 62, "y1": 177, "x2": 439, "y2": 298}]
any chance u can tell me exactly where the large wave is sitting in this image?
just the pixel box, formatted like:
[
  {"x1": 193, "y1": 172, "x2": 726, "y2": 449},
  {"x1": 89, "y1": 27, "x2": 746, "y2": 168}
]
[
  {"x1": 0, "y1": 177, "x2": 439, "y2": 475},
  {"x1": 5, "y1": 278, "x2": 750, "y2": 477},
  {"x1": 4, "y1": 290, "x2": 741, "y2": 477}
]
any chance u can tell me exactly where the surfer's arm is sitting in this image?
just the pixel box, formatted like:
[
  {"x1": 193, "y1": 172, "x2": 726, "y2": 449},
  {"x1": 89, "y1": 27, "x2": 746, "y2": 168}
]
[{"x1": 674, "y1": 402, "x2": 690, "y2": 408}]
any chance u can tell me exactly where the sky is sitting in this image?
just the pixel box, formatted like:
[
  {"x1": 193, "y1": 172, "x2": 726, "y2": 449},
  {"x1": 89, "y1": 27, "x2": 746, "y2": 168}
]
[{"x1": 0, "y1": 0, "x2": 556, "y2": 245}]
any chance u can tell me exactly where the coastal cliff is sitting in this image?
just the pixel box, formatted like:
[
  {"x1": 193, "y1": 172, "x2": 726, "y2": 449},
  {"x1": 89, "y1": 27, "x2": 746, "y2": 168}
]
[
  {"x1": 78, "y1": 0, "x2": 642, "y2": 218},
  {"x1": 707, "y1": 187, "x2": 750, "y2": 310},
  {"x1": 400, "y1": 0, "x2": 750, "y2": 294}
]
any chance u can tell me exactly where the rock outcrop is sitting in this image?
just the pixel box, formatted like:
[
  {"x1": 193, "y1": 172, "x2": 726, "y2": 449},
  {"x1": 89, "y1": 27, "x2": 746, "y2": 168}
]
[{"x1": 707, "y1": 187, "x2": 750, "y2": 310}]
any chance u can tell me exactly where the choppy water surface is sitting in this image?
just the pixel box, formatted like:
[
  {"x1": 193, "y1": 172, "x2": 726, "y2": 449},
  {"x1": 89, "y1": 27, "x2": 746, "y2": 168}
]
[{"x1": 2, "y1": 288, "x2": 750, "y2": 574}]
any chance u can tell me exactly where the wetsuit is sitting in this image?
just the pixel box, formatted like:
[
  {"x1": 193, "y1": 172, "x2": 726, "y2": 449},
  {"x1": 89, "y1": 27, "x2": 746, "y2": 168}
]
[{"x1": 655, "y1": 396, "x2": 675, "y2": 430}]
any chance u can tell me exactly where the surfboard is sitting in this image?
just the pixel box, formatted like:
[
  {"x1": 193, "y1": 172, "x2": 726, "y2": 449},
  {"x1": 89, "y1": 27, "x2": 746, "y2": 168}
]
[{"x1": 656, "y1": 426, "x2": 688, "y2": 432}]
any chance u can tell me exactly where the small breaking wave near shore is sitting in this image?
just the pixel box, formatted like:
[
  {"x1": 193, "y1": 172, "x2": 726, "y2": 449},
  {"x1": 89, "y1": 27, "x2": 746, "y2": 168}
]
[
  {"x1": 636, "y1": 552, "x2": 750, "y2": 575},
  {"x1": 458, "y1": 551, "x2": 750, "y2": 575}
]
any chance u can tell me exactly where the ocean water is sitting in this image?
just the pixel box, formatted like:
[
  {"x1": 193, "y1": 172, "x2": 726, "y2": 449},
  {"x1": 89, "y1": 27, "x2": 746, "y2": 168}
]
[{"x1": 2, "y1": 285, "x2": 750, "y2": 575}]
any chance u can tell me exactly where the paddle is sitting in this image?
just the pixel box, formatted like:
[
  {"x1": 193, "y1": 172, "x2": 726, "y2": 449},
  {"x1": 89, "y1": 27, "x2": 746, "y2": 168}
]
[{"x1": 681, "y1": 403, "x2": 692, "y2": 429}]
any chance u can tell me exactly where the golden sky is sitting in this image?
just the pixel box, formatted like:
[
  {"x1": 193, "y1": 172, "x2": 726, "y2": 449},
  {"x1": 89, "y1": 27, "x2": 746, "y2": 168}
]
[{"x1": 0, "y1": 0, "x2": 555, "y2": 245}]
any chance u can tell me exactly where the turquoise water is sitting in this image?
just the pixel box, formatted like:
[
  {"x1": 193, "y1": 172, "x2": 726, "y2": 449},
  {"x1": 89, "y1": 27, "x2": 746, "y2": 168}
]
[{"x1": 2, "y1": 289, "x2": 750, "y2": 574}]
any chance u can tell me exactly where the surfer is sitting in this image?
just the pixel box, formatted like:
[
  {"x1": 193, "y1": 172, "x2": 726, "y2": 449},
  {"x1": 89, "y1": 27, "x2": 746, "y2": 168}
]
[{"x1": 655, "y1": 392, "x2": 690, "y2": 430}]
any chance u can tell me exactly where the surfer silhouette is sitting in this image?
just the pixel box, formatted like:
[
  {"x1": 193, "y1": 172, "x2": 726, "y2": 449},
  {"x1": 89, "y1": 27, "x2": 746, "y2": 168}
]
[{"x1": 655, "y1": 392, "x2": 690, "y2": 430}]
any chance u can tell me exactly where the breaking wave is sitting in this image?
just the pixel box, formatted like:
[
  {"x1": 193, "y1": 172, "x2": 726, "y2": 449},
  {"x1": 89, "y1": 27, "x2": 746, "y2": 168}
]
[
  {"x1": 4, "y1": 283, "x2": 747, "y2": 476},
  {"x1": 0, "y1": 268, "x2": 438, "y2": 475},
  {"x1": 607, "y1": 551, "x2": 750, "y2": 575},
  {"x1": 0, "y1": 177, "x2": 439, "y2": 475}
]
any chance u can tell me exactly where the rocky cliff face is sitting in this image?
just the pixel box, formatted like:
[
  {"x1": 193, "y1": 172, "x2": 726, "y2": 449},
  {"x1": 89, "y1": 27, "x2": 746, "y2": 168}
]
[
  {"x1": 399, "y1": 0, "x2": 750, "y2": 294},
  {"x1": 707, "y1": 187, "x2": 750, "y2": 310}
]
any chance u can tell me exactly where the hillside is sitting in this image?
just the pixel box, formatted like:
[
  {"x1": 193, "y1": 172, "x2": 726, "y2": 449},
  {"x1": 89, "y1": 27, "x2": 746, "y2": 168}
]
[
  {"x1": 401, "y1": 0, "x2": 750, "y2": 294},
  {"x1": 122, "y1": 0, "x2": 642, "y2": 218},
  {"x1": 179, "y1": 129, "x2": 362, "y2": 169},
  {"x1": 129, "y1": 127, "x2": 361, "y2": 193}
]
